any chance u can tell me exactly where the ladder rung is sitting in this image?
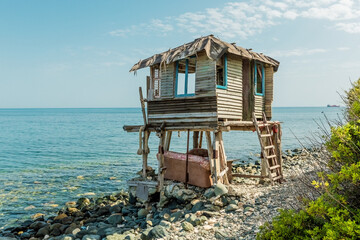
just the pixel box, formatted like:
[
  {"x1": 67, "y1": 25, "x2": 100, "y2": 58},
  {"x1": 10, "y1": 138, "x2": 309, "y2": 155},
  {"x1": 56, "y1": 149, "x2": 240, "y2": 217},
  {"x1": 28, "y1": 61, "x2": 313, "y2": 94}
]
[
  {"x1": 264, "y1": 145, "x2": 274, "y2": 149},
  {"x1": 260, "y1": 134, "x2": 271, "y2": 138},
  {"x1": 266, "y1": 155, "x2": 276, "y2": 159},
  {"x1": 269, "y1": 165, "x2": 280, "y2": 170},
  {"x1": 273, "y1": 175, "x2": 283, "y2": 181},
  {"x1": 258, "y1": 123, "x2": 270, "y2": 127}
]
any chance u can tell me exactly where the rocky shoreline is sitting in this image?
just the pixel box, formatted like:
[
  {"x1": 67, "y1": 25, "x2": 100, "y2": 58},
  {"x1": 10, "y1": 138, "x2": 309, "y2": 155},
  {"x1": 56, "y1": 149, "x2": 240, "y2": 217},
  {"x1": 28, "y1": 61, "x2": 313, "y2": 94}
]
[{"x1": 0, "y1": 148, "x2": 323, "y2": 240}]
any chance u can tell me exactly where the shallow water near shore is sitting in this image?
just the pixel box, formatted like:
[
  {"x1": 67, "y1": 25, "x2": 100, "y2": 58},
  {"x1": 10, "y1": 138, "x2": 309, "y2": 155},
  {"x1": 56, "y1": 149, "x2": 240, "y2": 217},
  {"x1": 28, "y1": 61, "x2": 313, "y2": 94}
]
[{"x1": 0, "y1": 107, "x2": 343, "y2": 227}]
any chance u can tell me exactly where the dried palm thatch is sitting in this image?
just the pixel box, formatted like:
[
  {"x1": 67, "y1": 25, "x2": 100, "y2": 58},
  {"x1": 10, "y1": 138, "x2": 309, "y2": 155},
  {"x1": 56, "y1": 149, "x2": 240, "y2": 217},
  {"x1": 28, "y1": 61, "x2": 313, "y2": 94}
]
[{"x1": 129, "y1": 35, "x2": 280, "y2": 72}]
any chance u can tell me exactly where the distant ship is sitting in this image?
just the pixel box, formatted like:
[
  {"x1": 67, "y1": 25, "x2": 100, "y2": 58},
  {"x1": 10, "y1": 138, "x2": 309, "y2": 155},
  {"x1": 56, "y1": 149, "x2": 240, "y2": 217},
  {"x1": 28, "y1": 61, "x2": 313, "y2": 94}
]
[{"x1": 327, "y1": 104, "x2": 340, "y2": 107}]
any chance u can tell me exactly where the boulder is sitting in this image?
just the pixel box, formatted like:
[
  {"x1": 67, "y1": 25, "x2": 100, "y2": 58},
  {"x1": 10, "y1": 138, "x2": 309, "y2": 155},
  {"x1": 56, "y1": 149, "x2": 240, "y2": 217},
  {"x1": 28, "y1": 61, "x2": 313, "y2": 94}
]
[
  {"x1": 107, "y1": 214, "x2": 123, "y2": 226},
  {"x1": 214, "y1": 183, "x2": 228, "y2": 197},
  {"x1": 82, "y1": 235, "x2": 101, "y2": 240}
]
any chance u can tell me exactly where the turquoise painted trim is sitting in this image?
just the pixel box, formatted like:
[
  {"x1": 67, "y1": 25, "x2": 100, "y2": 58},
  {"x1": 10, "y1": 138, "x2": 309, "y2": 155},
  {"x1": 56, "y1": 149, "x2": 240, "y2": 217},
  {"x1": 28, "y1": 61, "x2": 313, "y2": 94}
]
[
  {"x1": 254, "y1": 61, "x2": 265, "y2": 96},
  {"x1": 175, "y1": 59, "x2": 196, "y2": 97},
  {"x1": 216, "y1": 54, "x2": 228, "y2": 89}
]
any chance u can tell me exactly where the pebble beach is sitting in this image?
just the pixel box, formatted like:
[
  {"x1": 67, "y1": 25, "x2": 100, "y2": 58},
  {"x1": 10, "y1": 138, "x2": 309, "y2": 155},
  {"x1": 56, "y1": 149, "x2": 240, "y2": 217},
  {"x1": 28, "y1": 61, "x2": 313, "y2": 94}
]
[{"x1": 0, "y1": 148, "x2": 324, "y2": 240}]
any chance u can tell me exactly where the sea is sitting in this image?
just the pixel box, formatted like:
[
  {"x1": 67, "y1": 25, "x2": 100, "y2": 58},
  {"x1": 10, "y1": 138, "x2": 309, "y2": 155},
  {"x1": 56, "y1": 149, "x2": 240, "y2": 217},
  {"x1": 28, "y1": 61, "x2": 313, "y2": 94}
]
[{"x1": 0, "y1": 107, "x2": 344, "y2": 228}]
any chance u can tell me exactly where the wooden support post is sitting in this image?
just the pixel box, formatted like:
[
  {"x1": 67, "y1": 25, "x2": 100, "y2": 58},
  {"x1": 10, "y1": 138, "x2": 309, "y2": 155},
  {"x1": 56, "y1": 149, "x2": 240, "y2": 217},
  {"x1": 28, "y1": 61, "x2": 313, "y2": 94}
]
[
  {"x1": 273, "y1": 123, "x2": 283, "y2": 177},
  {"x1": 142, "y1": 130, "x2": 150, "y2": 178},
  {"x1": 139, "y1": 87, "x2": 147, "y2": 126},
  {"x1": 193, "y1": 131, "x2": 199, "y2": 149},
  {"x1": 199, "y1": 131, "x2": 203, "y2": 148},
  {"x1": 218, "y1": 131, "x2": 229, "y2": 185},
  {"x1": 157, "y1": 129, "x2": 166, "y2": 191},
  {"x1": 213, "y1": 132, "x2": 221, "y2": 184},
  {"x1": 185, "y1": 130, "x2": 190, "y2": 188},
  {"x1": 164, "y1": 131, "x2": 172, "y2": 152},
  {"x1": 205, "y1": 131, "x2": 215, "y2": 184}
]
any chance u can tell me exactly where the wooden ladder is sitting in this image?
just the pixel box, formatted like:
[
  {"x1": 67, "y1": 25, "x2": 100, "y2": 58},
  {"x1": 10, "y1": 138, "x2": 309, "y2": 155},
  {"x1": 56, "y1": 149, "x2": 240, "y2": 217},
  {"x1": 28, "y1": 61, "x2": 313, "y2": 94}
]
[{"x1": 253, "y1": 112, "x2": 283, "y2": 183}]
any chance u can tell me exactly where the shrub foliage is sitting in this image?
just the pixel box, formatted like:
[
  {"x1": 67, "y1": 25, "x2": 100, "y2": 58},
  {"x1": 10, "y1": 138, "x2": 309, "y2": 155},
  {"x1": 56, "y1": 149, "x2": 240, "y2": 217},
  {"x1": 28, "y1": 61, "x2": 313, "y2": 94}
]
[{"x1": 257, "y1": 79, "x2": 360, "y2": 240}]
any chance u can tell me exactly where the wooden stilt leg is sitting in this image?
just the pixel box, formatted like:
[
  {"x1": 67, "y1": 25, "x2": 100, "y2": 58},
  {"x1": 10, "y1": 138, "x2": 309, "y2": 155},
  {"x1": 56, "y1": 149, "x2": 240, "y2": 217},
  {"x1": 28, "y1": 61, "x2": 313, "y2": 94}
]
[
  {"x1": 199, "y1": 131, "x2": 203, "y2": 149},
  {"x1": 164, "y1": 131, "x2": 172, "y2": 152},
  {"x1": 214, "y1": 132, "x2": 221, "y2": 184},
  {"x1": 157, "y1": 130, "x2": 166, "y2": 191},
  {"x1": 218, "y1": 132, "x2": 229, "y2": 185},
  {"x1": 142, "y1": 130, "x2": 150, "y2": 178},
  {"x1": 205, "y1": 131, "x2": 215, "y2": 184},
  {"x1": 193, "y1": 131, "x2": 199, "y2": 149}
]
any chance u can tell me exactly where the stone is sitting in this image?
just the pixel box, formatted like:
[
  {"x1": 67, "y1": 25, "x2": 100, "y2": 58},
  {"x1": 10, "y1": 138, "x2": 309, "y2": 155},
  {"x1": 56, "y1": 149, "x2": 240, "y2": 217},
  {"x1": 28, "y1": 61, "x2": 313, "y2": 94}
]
[
  {"x1": 107, "y1": 214, "x2": 123, "y2": 226},
  {"x1": 181, "y1": 222, "x2": 194, "y2": 232},
  {"x1": 137, "y1": 208, "x2": 148, "y2": 218},
  {"x1": 149, "y1": 225, "x2": 168, "y2": 239},
  {"x1": 215, "y1": 229, "x2": 229, "y2": 239},
  {"x1": 214, "y1": 183, "x2": 228, "y2": 197},
  {"x1": 36, "y1": 226, "x2": 50, "y2": 237},
  {"x1": 31, "y1": 213, "x2": 45, "y2": 220},
  {"x1": 76, "y1": 198, "x2": 90, "y2": 209},
  {"x1": 159, "y1": 220, "x2": 171, "y2": 228},
  {"x1": 170, "y1": 211, "x2": 183, "y2": 222},
  {"x1": 203, "y1": 188, "x2": 215, "y2": 199},
  {"x1": 57, "y1": 236, "x2": 74, "y2": 240},
  {"x1": 140, "y1": 228, "x2": 152, "y2": 240},
  {"x1": 192, "y1": 201, "x2": 205, "y2": 213},
  {"x1": 109, "y1": 205, "x2": 121, "y2": 214},
  {"x1": 54, "y1": 214, "x2": 68, "y2": 221},
  {"x1": 30, "y1": 221, "x2": 48, "y2": 231},
  {"x1": 225, "y1": 204, "x2": 238, "y2": 212},
  {"x1": 82, "y1": 235, "x2": 101, "y2": 240}
]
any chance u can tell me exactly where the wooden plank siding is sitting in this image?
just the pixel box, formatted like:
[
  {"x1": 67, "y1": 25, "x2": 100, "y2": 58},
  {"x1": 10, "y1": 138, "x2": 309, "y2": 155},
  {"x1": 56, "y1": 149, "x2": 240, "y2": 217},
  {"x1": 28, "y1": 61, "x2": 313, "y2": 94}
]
[
  {"x1": 242, "y1": 59, "x2": 252, "y2": 121},
  {"x1": 160, "y1": 63, "x2": 175, "y2": 98},
  {"x1": 216, "y1": 54, "x2": 243, "y2": 120},
  {"x1": 195, "y1": 51, "x2": 216, "y2": 97},
  {"x1": 147, "y1": 96, "x2": 218, "y2": 128},
  {"x1": 264, "y1": 66, "x2": 274, "y2": 119},
  {"x1": 254, "y1": 95, "x2": 264, "y2": 118}
]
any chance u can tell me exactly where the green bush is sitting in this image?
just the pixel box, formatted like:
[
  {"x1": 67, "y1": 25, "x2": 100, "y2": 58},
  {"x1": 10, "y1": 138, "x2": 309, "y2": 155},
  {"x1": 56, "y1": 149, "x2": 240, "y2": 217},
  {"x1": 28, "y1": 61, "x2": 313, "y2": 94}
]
[{"x1": 257, "y1": 79, "x2": 360, "y2": 240}]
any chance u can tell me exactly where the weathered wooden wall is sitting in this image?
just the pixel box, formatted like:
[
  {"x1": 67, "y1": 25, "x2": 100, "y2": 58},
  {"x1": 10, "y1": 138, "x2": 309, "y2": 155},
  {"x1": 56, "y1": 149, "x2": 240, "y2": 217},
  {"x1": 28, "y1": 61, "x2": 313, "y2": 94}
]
[
  {"x1": 160, "y1": 63, "x2": 175, "y2": 98},
  {"x1": 264, "y1": 66, "x2": 274, "y2": 119},
  {"x1": 216, "y1": 54, "x2": 243, "y2": 120},
  {"x1": 147, "y1": 96, "x2": 218, "y2": 128},
  {"x1": 254, "y1": 95, "x2": 264, "y2": 119},
  {"x1": 195, "y1": 51, "x2": 216, "y2": 96}
]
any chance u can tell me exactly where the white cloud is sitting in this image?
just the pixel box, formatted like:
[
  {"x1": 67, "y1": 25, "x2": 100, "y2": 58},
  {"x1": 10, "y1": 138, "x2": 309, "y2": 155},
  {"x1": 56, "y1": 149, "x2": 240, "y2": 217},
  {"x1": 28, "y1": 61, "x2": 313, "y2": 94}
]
[
  {"x1": 335, "y1": 22, "x2": 360, "y2": 33},
  {"x1": 337, "y1": 46, "x2": 350, "y2": 50},
  {"x1": 109, "y1": 0, "x2": 360, "y2": 39}
]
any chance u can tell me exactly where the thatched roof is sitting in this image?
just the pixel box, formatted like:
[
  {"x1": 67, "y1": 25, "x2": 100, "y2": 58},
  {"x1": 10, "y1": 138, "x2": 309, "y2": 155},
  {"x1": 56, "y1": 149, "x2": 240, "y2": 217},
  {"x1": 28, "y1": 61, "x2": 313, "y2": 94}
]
[{"x1": 129, "y1": 35, "x2": 279, "y2": 72}]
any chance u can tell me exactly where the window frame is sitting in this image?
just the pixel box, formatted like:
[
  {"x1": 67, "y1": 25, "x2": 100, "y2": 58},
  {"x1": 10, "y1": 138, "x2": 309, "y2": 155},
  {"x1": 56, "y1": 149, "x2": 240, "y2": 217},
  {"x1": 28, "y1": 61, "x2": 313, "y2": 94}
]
[
  {"x1": 216, "y1": 54, "x2": 228, "y2": 90},
  {"x1": 254, "y1": 61, "x2": 265, "y2": 96},
  {"x1": 175, "y1": 58, "x2": 196, "y2": 97}
]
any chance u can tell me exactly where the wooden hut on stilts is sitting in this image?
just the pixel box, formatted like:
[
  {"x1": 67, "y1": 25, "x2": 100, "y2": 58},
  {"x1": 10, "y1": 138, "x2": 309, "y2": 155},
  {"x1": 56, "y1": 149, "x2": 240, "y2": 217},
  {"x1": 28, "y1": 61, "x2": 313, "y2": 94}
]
[{"x1": 123, "y1": 35, "x2": 283, "y2": 199}]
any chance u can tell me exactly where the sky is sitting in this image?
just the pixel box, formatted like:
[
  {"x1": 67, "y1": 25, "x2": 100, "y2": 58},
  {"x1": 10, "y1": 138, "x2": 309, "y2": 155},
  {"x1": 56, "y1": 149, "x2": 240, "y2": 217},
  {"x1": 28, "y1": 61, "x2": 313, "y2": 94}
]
[{"x1": 0, "y1": 0, "x2": 359, "y2": 108}]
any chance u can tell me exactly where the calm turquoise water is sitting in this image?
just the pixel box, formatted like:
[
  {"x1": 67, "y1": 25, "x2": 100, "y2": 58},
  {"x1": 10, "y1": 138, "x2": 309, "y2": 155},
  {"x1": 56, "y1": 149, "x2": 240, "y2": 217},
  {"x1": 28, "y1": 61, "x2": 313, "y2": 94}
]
[{"x1": 0, "y1": 107, "x2": 343, "y2": 228}]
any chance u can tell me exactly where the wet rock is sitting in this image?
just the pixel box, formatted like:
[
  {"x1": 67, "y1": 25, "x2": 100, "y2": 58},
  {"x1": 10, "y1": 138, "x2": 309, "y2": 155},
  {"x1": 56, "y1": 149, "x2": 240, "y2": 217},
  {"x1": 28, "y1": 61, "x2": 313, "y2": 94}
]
[
  {"x1": 170, "y1": 211, "x2": 183, "y2": 222},
  {"x1": 30, "y1": 221, "x2": 48, "y2": 231},
  {"x1": 56, "y1": 236, "x2": 74, "y2": 240},
  {"x1": 82, "y1": 235, "x2": 100, "y2": 240},
  {"x1": 107, "y1": 214, "x2": 123, "y2": 226},
  {"x1": 31, "y1": 213, "x2": 45, "y2": 220},
  {"x1": 36, "y1": 226, "x2": 50, "y2": 238},
  {"x1": 181, "y1": 222, "x2": 194, "y2": 232},
  {"x1": 192, "y1": 201, "x2": 205, "y2": 213},
  {"x1": 149, "y1": 225, "x2": 168, "y2": 239},
  {"x1": 54, "y1": 213, "x2": 68, "y2": 222},
  {"x1": 76, "y1": 198, "x2": 90, "y2": 209}
]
